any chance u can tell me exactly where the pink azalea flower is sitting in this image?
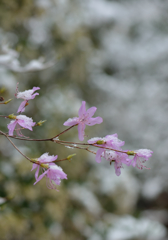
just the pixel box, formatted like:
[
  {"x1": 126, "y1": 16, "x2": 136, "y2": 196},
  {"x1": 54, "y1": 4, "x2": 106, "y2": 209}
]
[
  {"x1": 132, "y1": 149, "x2": 153, "y2": 169},
  {"x1": 15, "y1": 85, "x2": 40, "y2": 113},
  {"x1": 8, "y1": 115, "x2": 36, "y2": 136},
  {"x1": 31, "y1": 153, "x2": 67, "y2": 190},
  {"x1": 102, "y1": 150, "x2": 131, "y2": 176},
  {"x1": 63, "y1": 101, "x2": 103, "y2": 141},
  {"x1": 88, "y1": 134, "x2": 125, "y2": 163}
]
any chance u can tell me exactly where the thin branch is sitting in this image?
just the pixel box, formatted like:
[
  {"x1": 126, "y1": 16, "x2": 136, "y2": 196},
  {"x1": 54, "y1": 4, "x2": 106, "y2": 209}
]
[
  {"x1": 3, "y1": 135, "x2": 52, "y2": 142},
  {"x1": 0, "y1": 130, "x2": 32, "y2": 162},
  {"x1": 56, "y1": 141, "x2": 96, "y2": 155},
  {"x1": 52, "y1": 125, "x2": 77, "y2": 139},
  {"x1": 54, "y1": 140, "x2": 128, "y2": 154},
  {"x1": 54, "y1": 139, "x2": 89, "y2": 145},
  {"x1": 0, "y1": 126, "x2": 76, "y2": 142},
  {"x1": 54, "y1": 158, "x2": 69, "y2": 163},
  {"x1": 1, "y1": 131, "x2": 128, "y2": 155},
  {"x1": 0, "y1": 127, "x2": 129, "y2": 155}
]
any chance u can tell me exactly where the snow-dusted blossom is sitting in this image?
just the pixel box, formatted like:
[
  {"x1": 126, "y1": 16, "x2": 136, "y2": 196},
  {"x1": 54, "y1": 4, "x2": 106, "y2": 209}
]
[
  {"x1": 131, "y1": 149, "x2": 153, "y2": 169},
  {"x1": 15, "y1": 85, "x2": 40, "y2": 113},
  {"x1": 31, "y1": 153, "x2": 67, "y2": 190},
  {"x1": 102, "y1": 150, "x2": 131, "y2": 176},
  {"x1": 63, "y1": 101, "x2": 103, "y2": 141},
  {"x1": 88, "y1": 134, "x2": 125, "y2": 163},
  {"x1": 8, "y1": 115, "x2": 36, "y2": 136}
]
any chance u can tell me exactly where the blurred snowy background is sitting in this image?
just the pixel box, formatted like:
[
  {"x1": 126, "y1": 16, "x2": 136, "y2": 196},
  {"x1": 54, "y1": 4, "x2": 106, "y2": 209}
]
[{"x1": 0, "y1": 0, "x2": 168, "y2": 239}]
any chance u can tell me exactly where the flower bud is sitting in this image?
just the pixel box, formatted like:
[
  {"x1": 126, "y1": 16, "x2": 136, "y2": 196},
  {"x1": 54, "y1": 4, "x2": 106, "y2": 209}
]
[
  {"x1": 4, "y1": 99, "x2": 12, "y2": 104},
  {"x1": 31, "y1": 158, "x2": 39, "y2": 163},
  {"x1": 8, "y1": 114, "x2": 16, "y2": 119},
  {"x1": 37, "y1": 120, "x2": 47, "y2": 126},
  {"x1": 96, "y1": 140, "x2": 105, "y2": 145},
  {"x1": 40, "y1": 163, "x2": 49, "y2": 169},
  {"x1": 127, "y1": 151, "x2": 135, "y2": 156},
  {"x1": 67, "y1": 154, "x2": 76, "y2": 160}
]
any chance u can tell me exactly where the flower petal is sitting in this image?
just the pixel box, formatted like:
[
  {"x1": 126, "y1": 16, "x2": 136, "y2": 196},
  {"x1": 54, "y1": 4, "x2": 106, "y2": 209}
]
[
  {"x1": 16, "y1": 128, "x2": 25, "y2": 137},
  {"x1": 31, "y1": 163, "x2": 38, "y2": 171},
  {"x1": 31, "y1": 92, "x2": 39, "y2": 100},
  {"x1": 17, "y1": 100, "x2": 27, "y2": 113},
  {"x1": 8, "y1": 120, "x2": 17, "y2": 136},
  {"x1": 114, "y1": 161, "x2": 121, "y2": 176},
  {"x1": 34, "y1": 169, "x2": 49, "y2": 185},
  {"x1": 78, "y1": 123, "x2": 86, "y2": 141},
  {"x1": 86, "y1": 106, "x2": 97, "y2": 118},
  {"x1": 47, "y1": 164, "x2": 67, "y2": 183},
  {"x1": 88, "y1": 137, "x2": 102, "y2": 144},
  {"x1": 132, "y1": 155, "x2": 137, "y2": 167},
  {"x1": 17, "y1": 115, "x2": 36, "y2": 130},
  {"x1": 32, "y1": 87, "x2": 40, "y2": 92},
  {"x1": 38, "y1": 153, "x2": 58, "y2": 163},
  {"x1": 35, "y1": 165, "x2": 40, "y2": 180},
  {"x1": 16, "y1": 87, "x2": 40, "y2": 100},
  {"x1": 63, "y1": 117, "x2": 79, "y2": 126},
  {"x1": 86, "y1": 117, "x2": 103, "y2": 126},
  {"x1": 78, "y1": 101, "x2": 86, "y2": 118},
  {"x1": 96, "y1": 148, "x2": 104, "y2": 163}
]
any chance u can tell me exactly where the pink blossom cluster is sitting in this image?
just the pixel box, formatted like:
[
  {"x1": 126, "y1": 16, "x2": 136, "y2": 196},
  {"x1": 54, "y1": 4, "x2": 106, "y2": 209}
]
[
  {"x1": 8, "y1": 115, "x2": 35, "y2": 137},
  {"x1": 88, "y1": 136, "x2": 152, "y2": 176},
  {"x1": 63, "y1": 103, "x2": 152, "y2": 176},
  {"x1": 5, "y1": 85, "x2": 153, "y2": 190},
  {"x1": 8, "y1": 84, "x2": 39, "y2": 137},
  {"x1": 31, "y1": 153, "x2": 67, "y2": 190},
  {"x1": 7, "y1": 85, "x2": 68, "y2": 190}
]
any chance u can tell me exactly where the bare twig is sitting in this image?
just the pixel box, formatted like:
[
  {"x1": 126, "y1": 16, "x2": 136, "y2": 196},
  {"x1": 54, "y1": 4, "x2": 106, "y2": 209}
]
[
  {"x1": 0, "y1": 130, "x2": 32, "y2": 162},
  {"x1": 52, "y1": 125, "x2": 77, "y2": 139}
]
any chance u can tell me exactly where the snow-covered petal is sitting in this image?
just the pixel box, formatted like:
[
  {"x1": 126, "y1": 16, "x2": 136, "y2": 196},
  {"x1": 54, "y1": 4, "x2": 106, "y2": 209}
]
[
  {"x1": 16, "y1": 86, "x2": 40, "y2": 113},
  {"x1": 8, "y1": 115, "x2": 36, "y2": 136},
  {"x1": 132, "y1": 149, "x2": 153, "y2": 169},
  {"x1": 38, "y1": 153, "x2": 58, "y2": 163},
  {"x1": 63, "y1": 117, "x2": 79, "y2": 126},
  {"x1": 88, "y1": 137, "x2": 103, "y2": 144},
  {"x1": 17, "y1": 115, "x2": 36, "y2": 130}
]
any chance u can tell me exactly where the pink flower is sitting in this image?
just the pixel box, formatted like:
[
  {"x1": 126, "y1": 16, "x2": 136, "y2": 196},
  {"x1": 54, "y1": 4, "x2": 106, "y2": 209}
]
[
  {"x1": 88, "y1": 134, "x2": 125, "y2": 163},
  {"x1": 102, "y1": 150, "x2": 131, "y2": 176},
  {"x1": 132, "y1": 149, "x2": 153, "y2": 169},
  {"x1": 63, "y1": 101, "x2": 103, "y2": 141},
  {"x1": 31, "y1": 153, "x2": 67, "y2": 190},
  {"x1": 88, "y1": 134, "x2": 132, "y2": 175},
  {"x1": 15, "y1": 85, "x2": 40, "y2": 113},
  {"x1": 8, "y1": 115, "x2": 36, "y2": 136}
]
